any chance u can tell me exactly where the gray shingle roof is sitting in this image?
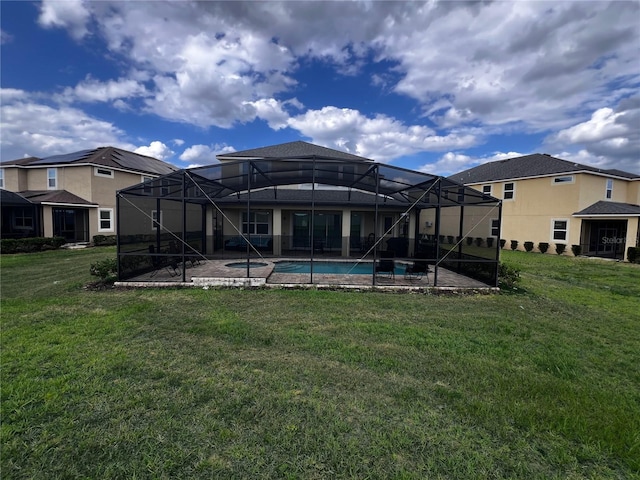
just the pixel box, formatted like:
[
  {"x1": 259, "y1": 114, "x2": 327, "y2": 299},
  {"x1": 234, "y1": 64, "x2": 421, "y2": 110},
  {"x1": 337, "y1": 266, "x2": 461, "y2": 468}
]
[
  {"x1": 18, "y1": 190, "x2": 98, "y2": 206},
  {"x1": 0, "y1": 189, "x2": 33, "y2": 205},
  {"x1": 1, "y1": 147, "x2": 177, "y2": 175},
  {"x1": 449, "y1": 153, "x2": 639, "y2": 184},
  {"x1": 218, "y1": 141, "x2": 373, "y2": 162},
  {"x1": 574, "y1": 201, "x2": 640, "y2": 216}
]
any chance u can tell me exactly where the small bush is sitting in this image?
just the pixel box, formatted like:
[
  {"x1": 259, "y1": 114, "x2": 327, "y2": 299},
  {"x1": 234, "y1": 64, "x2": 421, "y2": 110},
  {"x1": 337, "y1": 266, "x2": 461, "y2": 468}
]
[
  {"x1": 486, "y1": 237, "x2": 494, "y2": 248},
  {"x1": 475, "y1": 237, "x2": 484, "y2": 247},
  {"x1": 571, "y1": 244, "x2": 582, "y2": 257},
  {"x1": 523, "y1": 241, "x2": 534, "y2": 252},
  {"x1": 538, "y1": 242, "x2": 549, "y2": 254},
  {"x1": 499, "y1": 239, "x2": 506, "y2": 249},
  {"x1": 89, "y1": 258, "x2": 118, "y2": 281},
  {"x1": 510, "y1": 240, "x2": 518, "y2": 251},
  {"x1": 466, "y1": 237, "x2": 474, "y2": 246},
  {"x1": 555, "y1": 243, "x2": 566, "y2": 255},
  {"x1": 627, "y1": 246, "x2": 639, "y2": 263},
  {"x1": 498, "y1": 263, "x2": 521, "y2": 290},
  {"x1": 1, "y1": 237, "x2": 66, "y2": 254},
  {"x1": 439, "y1": 235, "x2": 445, "y2": 243},
  {"x1": 93, "y1": 235, "x2": 117, "y2": 246},
  {"x1": 447, "y1": 235, "x2": 454, "y2": 244}
]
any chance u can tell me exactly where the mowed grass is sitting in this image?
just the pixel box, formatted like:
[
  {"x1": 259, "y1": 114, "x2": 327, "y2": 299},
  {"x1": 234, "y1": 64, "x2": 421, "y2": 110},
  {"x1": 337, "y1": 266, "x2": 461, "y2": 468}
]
[{"x1": 1, "y1": 248, "x2": 639, "y2": 479}]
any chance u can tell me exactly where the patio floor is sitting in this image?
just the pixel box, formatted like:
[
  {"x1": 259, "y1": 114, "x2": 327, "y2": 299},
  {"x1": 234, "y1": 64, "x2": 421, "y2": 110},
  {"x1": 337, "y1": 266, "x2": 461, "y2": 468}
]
[{"x1": 120, "y1": 257, "x2": 494, "y2": 290}]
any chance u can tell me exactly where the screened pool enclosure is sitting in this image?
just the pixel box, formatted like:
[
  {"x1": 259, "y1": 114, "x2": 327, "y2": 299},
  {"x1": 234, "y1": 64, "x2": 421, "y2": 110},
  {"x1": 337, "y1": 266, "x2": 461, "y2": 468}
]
[{"x1": 116, "y1": 157, "x2": 502, "y2": 288}]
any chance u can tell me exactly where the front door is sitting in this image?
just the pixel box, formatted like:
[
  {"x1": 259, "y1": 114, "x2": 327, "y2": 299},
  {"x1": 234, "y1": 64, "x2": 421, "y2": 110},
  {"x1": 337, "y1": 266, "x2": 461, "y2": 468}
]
[{"x1": 52, "y1": 208, "x2": 89, "y2": 242}]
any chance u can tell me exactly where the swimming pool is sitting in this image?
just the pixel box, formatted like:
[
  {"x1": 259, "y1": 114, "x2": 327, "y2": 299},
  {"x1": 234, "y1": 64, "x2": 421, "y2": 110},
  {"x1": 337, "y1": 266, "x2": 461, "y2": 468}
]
[{"x1": 274, "y1": 260, "x2": 406, "y2": 275}]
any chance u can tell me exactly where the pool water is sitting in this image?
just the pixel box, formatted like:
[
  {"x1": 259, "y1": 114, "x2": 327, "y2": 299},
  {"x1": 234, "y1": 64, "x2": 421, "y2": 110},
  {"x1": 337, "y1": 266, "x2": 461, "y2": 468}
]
[
  {"x1": 274, "y1": 261, "x2": 406, "y2": 275},
  {"x1": 226, "y1": 261, "x2": 269, "y2": 269}
]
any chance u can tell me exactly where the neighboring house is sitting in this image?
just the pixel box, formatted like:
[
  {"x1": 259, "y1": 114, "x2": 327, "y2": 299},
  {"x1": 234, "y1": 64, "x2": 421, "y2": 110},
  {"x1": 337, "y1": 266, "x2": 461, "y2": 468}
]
[
  {"x1": 0, "y1": 147, "x2": 177, "y2": 242},
  {"x1": 450, "y1": 153, "x2": 640, "y2": 259}
]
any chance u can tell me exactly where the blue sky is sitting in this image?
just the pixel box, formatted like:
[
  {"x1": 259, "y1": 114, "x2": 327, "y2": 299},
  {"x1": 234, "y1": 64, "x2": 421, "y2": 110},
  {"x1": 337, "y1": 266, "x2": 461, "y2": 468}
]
[{"x1": 1, "y1": 0, "x2": 639, "y2": 175}]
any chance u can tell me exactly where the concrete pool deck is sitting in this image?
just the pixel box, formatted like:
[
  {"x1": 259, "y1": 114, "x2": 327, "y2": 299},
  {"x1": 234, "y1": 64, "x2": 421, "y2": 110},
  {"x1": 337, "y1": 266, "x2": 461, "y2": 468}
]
[{"x1": 117, "y1": 257, "x2": 496, "y2": 291}]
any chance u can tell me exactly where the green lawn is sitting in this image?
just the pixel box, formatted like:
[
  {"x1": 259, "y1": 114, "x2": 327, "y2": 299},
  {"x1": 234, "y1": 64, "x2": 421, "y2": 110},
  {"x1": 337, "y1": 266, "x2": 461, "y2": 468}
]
[{"x1": 1, "y1": 248, "x2": 639, "y2": 479}]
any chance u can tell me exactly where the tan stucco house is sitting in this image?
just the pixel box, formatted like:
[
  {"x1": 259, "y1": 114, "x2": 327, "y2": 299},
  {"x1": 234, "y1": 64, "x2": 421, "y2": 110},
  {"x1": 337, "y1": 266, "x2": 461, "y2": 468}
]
[
  {"x1": 450, "y1": 154, "x2": 640, "y2": 259},
  {"x1": 1, "y1": 147, "x2": 176, "y2": 242}
]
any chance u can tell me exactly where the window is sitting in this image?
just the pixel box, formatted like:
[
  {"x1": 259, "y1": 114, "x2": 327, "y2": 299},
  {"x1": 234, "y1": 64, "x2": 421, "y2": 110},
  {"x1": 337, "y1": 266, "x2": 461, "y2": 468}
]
[
  {"x1": 47, "y1": 168, "x2": 57, "y2": 189},
  {"x1": 606, "y1": 179, "x2": 613, "y2": 199},
  {"x1": 553, "y1": 175, "x2": 574, "y2": 184},
  {"x1": 151, "y1": 210, "x2": 163, "y2": 230},
  {"x1": 142, "y1": 176, "x2": 153, "y2": 194},
  {"x1": 161, "y1": 179, "x2": 170, "y2": 196},
  {"x1": 13, "y1": 208, "x2": 33, "y2": 229},
  {"x1": 552, "y1": 219, "x2": 568, "y2": 241},
  {"x1": 503, "y1": 182, "x2": 515, "y2": 200},
  {"x1": 0, "y1": 169, "x2": 4, "y2": 188},
  {"x1": 490, "y1": 219, "x2": 500, "y2": 237},
  {"x1": 98, "y1": 208, "x2": 113, "y2": 232},
  {"x1": 94, "y1": 167, "x2": 114, "y2": 178},
  {"x1": 242, "y1": 211, "x2": 270, "y2": 235},
  {"x1": 482, "y1": 185, "x2": 492, "y2": 195}
]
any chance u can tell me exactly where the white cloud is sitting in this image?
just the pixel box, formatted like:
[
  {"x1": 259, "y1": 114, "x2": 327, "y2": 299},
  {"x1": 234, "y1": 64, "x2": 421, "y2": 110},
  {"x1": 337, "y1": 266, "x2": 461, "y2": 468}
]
[
  {"x1": 287, "y1": 106, "x2": 478, "y2": 162},
  {"x1": 134, "y1": 141, "x2": 174, "y2": 161},
  {"x1": 0, "y1": 91, "x2": 134, "y2": 160},
  {"x1": 420, "y1": 151, "x2": 525, "y2": 177},
  {"x1": 63, "y1": 76, "x2": 147, "y2": 103},
  {"x1": 1, "y1": 29, "x2": 13, "y2": 44},
  {"x1": 172, "y1": 139, "x2": 185, "y2": 147},
  {"x1": 179, "y1": 144, "x2": 234, "y2": 165},
  {"x1": 38, "y1": 0, "x2": 90, "y2": 40}
]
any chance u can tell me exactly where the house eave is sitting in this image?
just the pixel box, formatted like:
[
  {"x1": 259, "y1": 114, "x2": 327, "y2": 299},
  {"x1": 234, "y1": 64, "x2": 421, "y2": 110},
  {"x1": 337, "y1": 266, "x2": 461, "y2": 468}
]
[{"x1": 464, "y1": 170, "x2": 637, "y2": 186}]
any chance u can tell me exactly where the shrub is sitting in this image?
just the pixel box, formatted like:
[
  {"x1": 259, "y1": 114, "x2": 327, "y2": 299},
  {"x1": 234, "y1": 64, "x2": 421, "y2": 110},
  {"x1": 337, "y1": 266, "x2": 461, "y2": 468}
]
[
  {"x1": 498, "y1": 263, "x2": 521, "y2": 290},
  {"x1": 466, "y1": 237, "x2": 474, "y2": 246},
  {"x1": 1, "y1": 237, "x2": 66, "y2": 254},
  {"x1": 510, "y1": 240, "x2": 518, "y2": 251},
  {"x1": 89, "y1": 258, "x2": 118, "y2": 281},
  {"x1": 486, "y1": 237, "x2": 494, "y2": 248},
  {"x1": 571, "y1": 244, "x2": 582, "y2": 257},
  {"x1": 93, "y1": 234, "x2": 117, "y2": 246},
  {"x1": 555, "y1": 243, "x2": 566, "y2": 255},
  {"x1": 523, "y1": 241, "x2": 534, "y2": 252},
  {"x1": 538, "y1": 242, "x2": 549, "y2": 254},
  {"x1": 447, "y1": 235, "x2": 454, "y2": 244},
  {"x1": 499, "y1": 239, "x2": 506, "y2": 249},
  {"x1": 439, "y1": 235, "x2": 445, "y2": 243},
  {"x1": 475, "y1": 237, "x2": 484, "y2": 247},
  {"x1": 627, "y1": 246, "x2": 639, "y2": 263}
]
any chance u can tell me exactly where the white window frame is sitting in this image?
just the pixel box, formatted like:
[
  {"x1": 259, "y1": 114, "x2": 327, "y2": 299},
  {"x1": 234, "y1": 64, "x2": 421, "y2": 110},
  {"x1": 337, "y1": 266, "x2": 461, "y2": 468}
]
[
  {"x1": 0, "y1": 168, "x2": 4, "y2": 189},
  {"x1": 482, "y1": 185, "x2": 492, "y2": 196},
  {"x1": 552, "y1": 175, "x2": 574, "y2": 185},
  {"x1": 151, "y1": 210, "x2": 163, "y2": 230},
  {"x1": 141, "y1": 176, "x2": 153, "y2": 194},
  {"x1": 47, "y1": 168, "x2": 58, "y2": 190},
  {"x1": 503, "y1": 182, "x2": 515, "y2": 200},
  {"x1": 94, "y1": 167, "x2": 114, "y2": 178},
  {"x1": 98, "y1": 208, "x2": 114, "y2": 232},
  {"x1": 551, "y1": 218, "x2": 569, "y2": 242},
  {"x1": 605, "y1": 179, "x2": 613, "y2": 199}
]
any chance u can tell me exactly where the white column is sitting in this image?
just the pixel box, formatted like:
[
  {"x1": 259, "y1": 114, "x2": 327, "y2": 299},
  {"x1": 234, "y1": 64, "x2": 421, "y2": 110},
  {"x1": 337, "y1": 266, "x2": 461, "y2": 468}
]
[
  {"x1": 342, "y1": 209, "x2": 351, "y2": 257},
  {"x1": 272, "y1": 208, "x2": 282, "y2": 256}
]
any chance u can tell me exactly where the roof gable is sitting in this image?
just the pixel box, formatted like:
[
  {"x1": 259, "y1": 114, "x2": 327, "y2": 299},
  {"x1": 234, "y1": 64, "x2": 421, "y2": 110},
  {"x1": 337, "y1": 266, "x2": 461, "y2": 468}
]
[
  {"x1": 450, "y1": 153, "x2": 638, "y2": 184},
  {"x1": 574, "y1": 200, "x2": 640, "y2": 216},
  {"x1": 218, "y1": 141, "x2": 373, "y2": 162}
]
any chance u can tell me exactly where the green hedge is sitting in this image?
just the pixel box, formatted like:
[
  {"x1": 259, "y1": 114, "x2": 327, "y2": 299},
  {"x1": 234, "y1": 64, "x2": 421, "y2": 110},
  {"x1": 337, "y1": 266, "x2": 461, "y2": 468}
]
[
  {"x1": 0, "y1": 237, "x2": 67, "y2": 254},
  {"x1": 93, "y1": 235, "x2": 117, "y2": 246},
  {"x1": 627, "y1": 246, "x2": 639, "y2": 264}
]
